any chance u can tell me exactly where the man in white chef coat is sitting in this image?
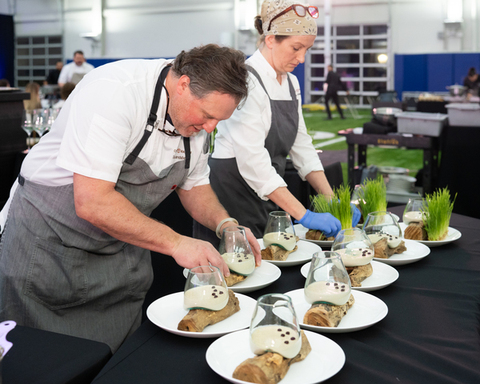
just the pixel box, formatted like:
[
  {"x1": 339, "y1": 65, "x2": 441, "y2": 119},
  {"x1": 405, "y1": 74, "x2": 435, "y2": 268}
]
[
  {"x1": 0, "y1": 44, "x2": 260, "y2": 352},
  {"x1": 57, "y1": 50, "x2": 94, "y2": 87}
]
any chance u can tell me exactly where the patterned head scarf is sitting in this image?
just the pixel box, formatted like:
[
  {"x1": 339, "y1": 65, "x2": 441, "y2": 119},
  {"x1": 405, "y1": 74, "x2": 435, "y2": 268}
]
[{"x1": 261, "y1": 0, "x2": 318, "y2": 36}]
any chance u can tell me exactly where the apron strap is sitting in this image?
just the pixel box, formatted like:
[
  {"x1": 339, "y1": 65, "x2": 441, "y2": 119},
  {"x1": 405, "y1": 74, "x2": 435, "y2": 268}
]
[
  {"x1": 125, "y1": 65, "x2": 171, "y2": 165},
  {"x1": 183, "y1": 137, "x2": 191, "y2": 169},
  {"x1": 246, "y1": 65, "x2": 296, "y2": 101}
]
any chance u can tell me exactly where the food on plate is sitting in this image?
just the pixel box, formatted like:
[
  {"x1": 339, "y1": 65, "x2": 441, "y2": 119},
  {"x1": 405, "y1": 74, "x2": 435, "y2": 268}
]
[
  {"x1": 334, "y1": 247, "x2": 374, "y2": 287},
  {"x1": 305, "y1": 229, "x2": 334, "y2": 241},
  {"x1": 232, "y1": 330, "x2": 312, "y2": 384},
  {"x1": 263, "y1": 232, "x2": 297, "y2": 251},
  {"x1": 303, "y1": 294, "x2": 355, "y2": 327},
  {"x1": 261, "y1": 244, "x2": 297, "y2": 261},
  {"x1": 354, "y1": 176, "x2": 387, "y2": 223},
  {"x1": 404, "y1": 188, "x2": 456, "y2": 241},
  {"x1": 369, "y1": 233, "x2": 406, "y2": 259},
  {"x1": 178, "y1": 289, "x2": 240, "y2": 332},
  {"x1": 221, "y1": 251, "x2": 256, "y2": 286}
]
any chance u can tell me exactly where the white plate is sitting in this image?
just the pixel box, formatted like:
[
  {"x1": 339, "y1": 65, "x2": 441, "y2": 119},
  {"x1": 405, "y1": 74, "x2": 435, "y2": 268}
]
[
  {"x1": 300, "y1": 260, "x2": 399, "y2": 292},
  {"x1": 206, "y1": 329, "x2": 345, "y2": 384},
  {"x1": 373, "y1": 239, "x2": 430, "y2": 266},
  {"x1": 147, "y1": 292, "x2": 256, "y2": 338},
  {"x1": 294, "y1": 224, "x2": 333, "y2": 247},
  {"x1": 258, "y1": 239, "x2": 321, "y2": 267},
  {"x1": 183, "y1": 261, "x2": 281, "y2": 293},
  {"x1": 285, "y1": 289, "x2": 388, "y2": 333},
  {"x1": 399, "y1": 222, "x2": 462, "y2": 247}
]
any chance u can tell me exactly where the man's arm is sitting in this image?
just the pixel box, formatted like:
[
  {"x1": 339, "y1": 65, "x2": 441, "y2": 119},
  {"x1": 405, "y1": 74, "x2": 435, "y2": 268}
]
[
  {"x1": 73, "y1": 173, "x2": 230, "y2": 276},
  {"x1": 176, "y1": 184, "x2": 261, "y2": 265}
]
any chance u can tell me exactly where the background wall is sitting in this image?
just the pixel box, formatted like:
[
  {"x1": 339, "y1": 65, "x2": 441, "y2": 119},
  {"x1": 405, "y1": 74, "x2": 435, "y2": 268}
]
[{"x1": 1, "y1": 0, "x2": 480, "y2": 98}]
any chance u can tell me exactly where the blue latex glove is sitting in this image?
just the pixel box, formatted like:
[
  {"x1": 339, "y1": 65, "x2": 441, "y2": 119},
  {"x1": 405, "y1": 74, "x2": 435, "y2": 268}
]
[
  {"x1": 296, "y1": 210, "x2": 342, "y2": 238},
  {"x1": 351, "y1": 204, "x2": 361, "y2": 227}
]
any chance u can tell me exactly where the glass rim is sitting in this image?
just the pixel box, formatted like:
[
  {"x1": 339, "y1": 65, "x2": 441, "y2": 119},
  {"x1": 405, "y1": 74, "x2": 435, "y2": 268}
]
[
  {"x1": 256, "y1": 293, "x2": 293, "y2": 306},
  {"x1": 268, "y1": 210, "x2": 290, "y2": 217}
]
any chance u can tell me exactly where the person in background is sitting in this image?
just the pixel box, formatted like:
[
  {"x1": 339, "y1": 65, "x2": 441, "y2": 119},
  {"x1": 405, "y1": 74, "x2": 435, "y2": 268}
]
[
  {"x1": 23, "y1": 82, "x2": 42, "y2": 110},
  {"x1": 52, "y1": 82, "x2": 76, "y2": 109},
  {"x1": 199, "y1": 0, "x2": 360, "y2": 243},
  {"x1": 58, "y1": 50, "x2": 94, "y2": 87},
  {"x1": 44, "y1": 61, "x2": 63, "y2": 86},
  {"x1": 325, "y1": 64, "x2": 348, "y2": 120},
  {"x1": 0, "y1": 79, "x2": 10, "y2": 87},
  {"x1": 0, "y1": 44, "x2": 260, "y2": 353},
  {"x1": 463, "y1": 67, "x2": 480, "y2": 97}
]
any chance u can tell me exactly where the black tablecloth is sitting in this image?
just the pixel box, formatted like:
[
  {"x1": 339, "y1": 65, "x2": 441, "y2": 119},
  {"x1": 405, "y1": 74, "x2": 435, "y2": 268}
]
[
  {"x1": 2, "y1": 325, "x2": 112, "y2": 384},
  {"x1": 93, "y1": 206, "x2": 480, "y2": 384}
]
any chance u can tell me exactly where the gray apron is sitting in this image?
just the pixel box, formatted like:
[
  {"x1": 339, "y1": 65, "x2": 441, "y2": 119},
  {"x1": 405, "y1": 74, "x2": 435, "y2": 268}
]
[
  {"x1": 209, "y1": 66, "x2": 299, "y2": 238},
  {"x1": 0, "y1": 65, "x2": 191, "y2": 352}
]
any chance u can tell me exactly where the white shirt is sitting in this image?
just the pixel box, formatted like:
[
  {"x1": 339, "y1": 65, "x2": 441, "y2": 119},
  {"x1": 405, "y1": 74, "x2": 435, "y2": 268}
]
[
  {"x1": 58, "y1": 61, "x2": 95, "y2": 84},
  {"x1": 0, "y1": 59, "x2": 210, "y2": 232},
  {"x1": 212, "y1": 49, "x2": 323, "y2": 201}
]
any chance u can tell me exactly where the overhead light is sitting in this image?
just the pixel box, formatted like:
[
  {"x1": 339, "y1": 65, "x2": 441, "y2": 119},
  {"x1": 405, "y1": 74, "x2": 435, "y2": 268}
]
[{"x1": 377, "y1": 54, "x2": 388, "y2": 64}]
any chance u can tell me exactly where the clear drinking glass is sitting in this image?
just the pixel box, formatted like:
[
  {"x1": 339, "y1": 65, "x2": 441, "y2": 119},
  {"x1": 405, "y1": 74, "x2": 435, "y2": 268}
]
[
  {"x1": 183, "y1": 265, "x2": 228, "y2": 311},
  {"x1": 363, "y1": 211, "x2": 402, "y2": 246},
  {"x1": 219, "y1": 226, "x2": 255, "y2": 276},
  {"x1": 33, "y1": 108, "x2": 50, "y2": 137},
  {"x1": 249, "y1": 293, "x2": 302, "y2": 359},
  {"x1": 331, "y1": 227, "x2": 374, "y2": 267},
  {"x1": 21, "y1": 109, "x2": 35, "y2": 148},
  {"x1": 263, "y1": 211, "x2": 296, "y2": 251},
  {"x1": 304, "y1": 251, "x2": 351, "y2": 305},
  {"x1": 403, "y1": 198, "x2": 426, "y2": 225}
]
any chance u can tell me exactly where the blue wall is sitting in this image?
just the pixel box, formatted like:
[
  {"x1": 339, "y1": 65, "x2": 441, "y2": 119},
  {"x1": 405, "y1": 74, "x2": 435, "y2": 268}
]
[{"x1": 395, "y1": 53, "x2": 480, "y2": 99}]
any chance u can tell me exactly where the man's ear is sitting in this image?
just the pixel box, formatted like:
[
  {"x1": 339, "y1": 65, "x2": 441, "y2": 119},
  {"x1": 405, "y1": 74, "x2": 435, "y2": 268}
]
[{"x1": 176, "y1": 75, "x2": 190, "y2": 95}]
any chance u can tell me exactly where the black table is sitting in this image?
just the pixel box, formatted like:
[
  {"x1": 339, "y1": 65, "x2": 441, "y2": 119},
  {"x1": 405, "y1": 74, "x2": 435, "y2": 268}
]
[
  {"x1": 92, "y1": 205, "x2": 480, "y2": 384},
  {"x1": 2, "y1": 325, "x2": 111, "y2": 384}
]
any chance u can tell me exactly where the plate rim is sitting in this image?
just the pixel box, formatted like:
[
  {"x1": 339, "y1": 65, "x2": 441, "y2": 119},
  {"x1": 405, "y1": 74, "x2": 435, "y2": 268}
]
[
  {"x1": 300, "y1": 260, "x2": 399, "y2": 292},
  {"x1": 146, "y1": 291, "x2": 257, "y2": 338},
  {"x1": 257, "y1": 238, "x2": 321, "y2": 267},
  {"x1": 373, "y1": 239, "x2": 431, "y2": 266},
  {"x1": 285, "y1": 288, "x2": 388, "y2": 333},
  {"x1": 205, "y1": 328, "x2": 346, "y2": 384},
  {"x1": 399, "y1": 222, "x2": 462, "y2": 247}
]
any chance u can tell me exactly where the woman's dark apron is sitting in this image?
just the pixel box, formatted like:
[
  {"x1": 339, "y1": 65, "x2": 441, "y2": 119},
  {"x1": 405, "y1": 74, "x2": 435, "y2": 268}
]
[
  {"x1": 209, "y1": 67, "x2": 299, "y2": 238},
  {"x1": 0, "y1": 65, "x2": 191, "y2": 352}
]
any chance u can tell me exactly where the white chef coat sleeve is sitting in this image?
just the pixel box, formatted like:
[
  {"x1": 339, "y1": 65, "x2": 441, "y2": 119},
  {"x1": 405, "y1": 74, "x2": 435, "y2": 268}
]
[
  {"x1": 56, "y1": 79, "x2": 137, "y2": 183},
  {"x1": 288, "y1": 74, "x2": 324, "y2": 181},
  {"x1": 216, "y1": 76, "x2": 287, "y2": 201},
  {"x1": 57, "y1": 64, "x2": 70, "y2": 84}
]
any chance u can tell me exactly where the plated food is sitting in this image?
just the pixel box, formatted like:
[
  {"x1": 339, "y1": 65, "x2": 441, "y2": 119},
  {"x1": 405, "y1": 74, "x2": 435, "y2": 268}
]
[
  {"x1": 256, "y1": 239, "x2": 320, "y2": 267},
  {"x1": 373, "y1": 239, "x2": 430, "y2": 266},
  {"x1": 285, "y1": 289, "x2": 388, "y2": 333},
  {"x1": 147, "y1": 292, "x2": 256, "y2": 338},
  {"x1": 206, "y1": 329, "x2": 345, "y2": 384}
]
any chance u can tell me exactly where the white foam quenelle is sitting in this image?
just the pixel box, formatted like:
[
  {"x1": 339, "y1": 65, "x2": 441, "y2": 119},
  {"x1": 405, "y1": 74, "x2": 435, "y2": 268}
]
[
  {"x1": 183, "y1": 266, "x2": 229, "y2": 311},
  {"x1": 304, "y1": 251, "x2": 352, "y2": 306},
  {"x1": 219, "y1": 226, "x2": 255, "y2": 276},
  {"x1": 250, "y1": 293, "x2": 302, "y2": 359},
  {"x1": 263, "y1": 211, "x2": 296, "y2": 251}
]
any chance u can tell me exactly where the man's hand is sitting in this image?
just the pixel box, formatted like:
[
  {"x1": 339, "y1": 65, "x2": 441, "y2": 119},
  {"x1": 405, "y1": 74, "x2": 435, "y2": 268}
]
[{"x1": 171, "y1": 236, "x2": 230, "y2": 277}]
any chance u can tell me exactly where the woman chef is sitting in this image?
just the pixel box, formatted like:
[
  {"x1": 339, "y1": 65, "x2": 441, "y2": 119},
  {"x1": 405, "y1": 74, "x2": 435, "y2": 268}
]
[{"x1": 207, "y1": 0, "x2": 360, "y2": 240}]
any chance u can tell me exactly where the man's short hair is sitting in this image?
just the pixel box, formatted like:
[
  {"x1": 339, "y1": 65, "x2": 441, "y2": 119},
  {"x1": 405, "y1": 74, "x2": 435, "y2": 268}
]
[
  {"x1": 74, "y1": 50, "x2": 84, "y2": 57},
  {"x1": 172, "y1": 44, "x2": 248, "y2": 105}
]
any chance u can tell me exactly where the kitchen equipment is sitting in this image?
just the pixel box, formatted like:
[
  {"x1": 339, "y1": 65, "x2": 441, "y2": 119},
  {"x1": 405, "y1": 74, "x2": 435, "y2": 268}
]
[
  {"x1": 372, "y1": 107, "x2": 403, "y2": 126},
  {"x1": 396, "y1": 112, "x2": 448, "y2": 137},
  {"x1": 445, "y1": 103, "x2": 480, "y2": 127},
  {"x1": 446, "y1": 84, "x2": 467, "y2": 97}
]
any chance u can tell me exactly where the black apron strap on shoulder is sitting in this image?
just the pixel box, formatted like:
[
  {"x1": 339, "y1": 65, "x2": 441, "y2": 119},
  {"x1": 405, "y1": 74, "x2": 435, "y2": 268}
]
[
  {"x1": 246, "y1": 65, "x2": 269, "y2": 98},
  {"x1": 286, "y1": 75, "x2": 297, "y2": 101},
  {"x1": 125, "y1": 65, "x2": 171, "y2": 165},
  {"x1": 183, "y1": 137, "x2": 190, "y2": 169}
]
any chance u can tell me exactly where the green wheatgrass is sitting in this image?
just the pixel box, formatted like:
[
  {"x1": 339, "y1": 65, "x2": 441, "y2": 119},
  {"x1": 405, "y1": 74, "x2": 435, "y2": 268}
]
[
  {"x1": 356, "y1": 177, "x2": 387, "y2": 221},
  {"x1": 310, "y1": 184, "x2": 354, "y2": 229},
  {"x1": 421, "y1": 188, "x2": 456, "y2": 241}
]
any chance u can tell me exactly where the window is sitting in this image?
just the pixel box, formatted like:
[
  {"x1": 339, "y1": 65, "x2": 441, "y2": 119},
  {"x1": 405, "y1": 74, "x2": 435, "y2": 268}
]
[
  {"x1": 305, "y1": 24, "x2": 390, "y2": 107},
  {"x1": 15, "y1": 35, "x2": 63, "y2": 88}
]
